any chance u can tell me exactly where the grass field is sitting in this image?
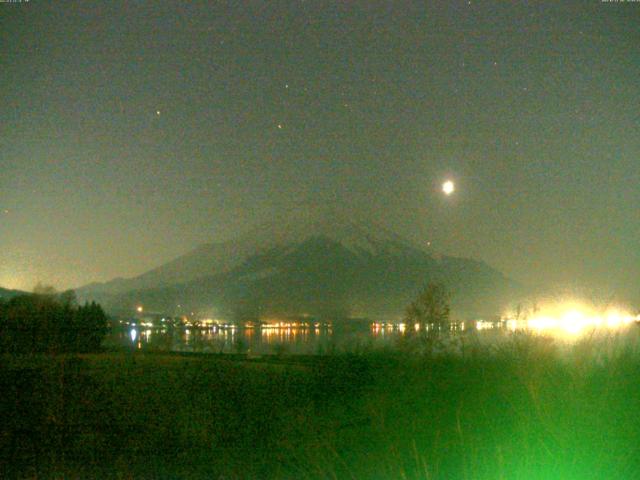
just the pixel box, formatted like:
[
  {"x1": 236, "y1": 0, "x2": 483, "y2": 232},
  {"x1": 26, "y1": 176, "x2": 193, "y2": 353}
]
[{"x1": 2, "y1": 330, "x2": 640, "y2": 479}]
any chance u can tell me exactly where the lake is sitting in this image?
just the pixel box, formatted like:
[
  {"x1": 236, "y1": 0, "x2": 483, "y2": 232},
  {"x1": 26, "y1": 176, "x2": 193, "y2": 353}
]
[
  {"x1": 107, "y1": 323, "x2": 394, "y2": 355},
  {"x1": 104, "y1": 316, "x2": 640, "y2": 355}
]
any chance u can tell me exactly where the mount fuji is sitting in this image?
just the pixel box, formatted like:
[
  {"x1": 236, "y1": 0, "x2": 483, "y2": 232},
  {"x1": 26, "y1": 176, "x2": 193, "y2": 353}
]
[{"x1": 77, "y1": 212, "x2": 519, "y2": 320}]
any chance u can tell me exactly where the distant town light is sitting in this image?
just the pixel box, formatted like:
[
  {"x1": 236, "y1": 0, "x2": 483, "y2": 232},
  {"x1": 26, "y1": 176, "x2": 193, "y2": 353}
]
[
  {"x1": 136, "y1": 306, "x2": 143, "y2": 313},
  {"x1": 442, "y1": 180, "x2": 455, "y2": 195}
]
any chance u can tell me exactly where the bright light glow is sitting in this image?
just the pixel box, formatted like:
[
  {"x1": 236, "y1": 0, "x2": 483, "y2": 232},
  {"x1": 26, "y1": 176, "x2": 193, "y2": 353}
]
[
  {"x1": 129, "y1": 329, "x2": 137, "y2": 342},
  {"x1": 442, "y1": 180, "x2": 455, "y2": 195},
  {"x1": 503, "y1": 300, "x2": 638, "y2": 338},
  {"x1": 136, "y1": 306, "x2": 143, "y2": 313}
]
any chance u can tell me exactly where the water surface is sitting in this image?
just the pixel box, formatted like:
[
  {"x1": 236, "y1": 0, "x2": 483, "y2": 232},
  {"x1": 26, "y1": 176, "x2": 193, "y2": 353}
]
[{"x1": 105, "y1": 319, "x2": 639, "y2": 355}]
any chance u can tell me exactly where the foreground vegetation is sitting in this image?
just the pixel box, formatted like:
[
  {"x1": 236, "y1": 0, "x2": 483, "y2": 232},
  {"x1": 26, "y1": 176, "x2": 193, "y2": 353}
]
[
  {"x1": 2, "y1": 329, "x2": 640, "y2": 479},
  {"x1": 0, "y1": 292, "x2": 107, "y2": 354}
]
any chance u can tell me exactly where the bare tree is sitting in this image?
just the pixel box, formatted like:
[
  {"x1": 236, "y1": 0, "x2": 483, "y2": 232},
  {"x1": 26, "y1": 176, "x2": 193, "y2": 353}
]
[
  {"x1": 33, "y1": 282, "x2": 57, "y2": 296},
  {"x1": 404, "y1": 282, "x2": 451, "y2": 332}
]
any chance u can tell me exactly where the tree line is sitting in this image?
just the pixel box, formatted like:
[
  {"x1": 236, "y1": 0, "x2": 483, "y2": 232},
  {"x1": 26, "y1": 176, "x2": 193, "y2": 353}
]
[{"x1": 0, "y1": 290, "x2": 108, "y2": 354}]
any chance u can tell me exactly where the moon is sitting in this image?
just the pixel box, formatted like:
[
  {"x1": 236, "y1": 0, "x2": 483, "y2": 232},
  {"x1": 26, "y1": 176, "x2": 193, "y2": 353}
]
[{"x1": 442, "y1": 180, "x2": 455, "y2": 195}]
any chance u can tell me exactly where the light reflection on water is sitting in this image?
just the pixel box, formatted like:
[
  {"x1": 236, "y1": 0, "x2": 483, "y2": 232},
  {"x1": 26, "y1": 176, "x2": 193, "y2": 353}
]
[
  {"x1": 114, "y1": 325, "x2": 345, "y2": 355},
  {"x1": 111, "y1": 317, "x2": 639, "y2": 355}
]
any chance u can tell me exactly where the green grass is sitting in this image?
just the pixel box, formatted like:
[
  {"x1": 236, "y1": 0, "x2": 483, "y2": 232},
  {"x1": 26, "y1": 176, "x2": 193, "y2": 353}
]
[{"x1": 2, "y1": 330, "x2": 640, "y2": 479}]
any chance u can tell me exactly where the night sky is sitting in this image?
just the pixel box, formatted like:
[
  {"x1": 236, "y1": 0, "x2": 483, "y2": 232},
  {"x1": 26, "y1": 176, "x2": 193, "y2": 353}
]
[{"x1": 1, "y1": 1, "x2": 638, "y2": 303}]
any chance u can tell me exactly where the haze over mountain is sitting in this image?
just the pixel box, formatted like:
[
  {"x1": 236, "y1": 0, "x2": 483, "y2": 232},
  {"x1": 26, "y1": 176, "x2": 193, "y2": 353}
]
[{"x1": 78, "y1": 212, "x2": 519, "y2": 321}]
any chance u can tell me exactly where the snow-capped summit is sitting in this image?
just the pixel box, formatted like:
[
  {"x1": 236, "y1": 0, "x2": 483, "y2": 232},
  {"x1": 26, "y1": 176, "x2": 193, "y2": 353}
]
[{"x1": 242, "y1": 209, "x2": 427, "y2": 258}]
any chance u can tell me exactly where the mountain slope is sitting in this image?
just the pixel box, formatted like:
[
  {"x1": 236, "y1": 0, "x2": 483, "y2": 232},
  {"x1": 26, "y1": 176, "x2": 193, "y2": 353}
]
[
  {"x1": 78, "y1": 211, "x2": 432, "y2": 296},
  {"x1": 79, "y1": 216, "x2": 519, "y2": 320}
]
